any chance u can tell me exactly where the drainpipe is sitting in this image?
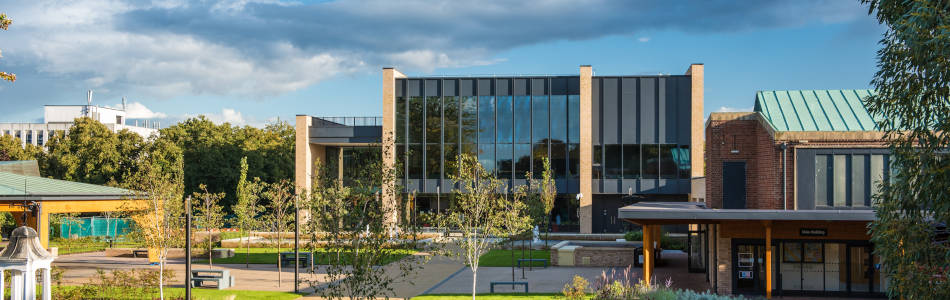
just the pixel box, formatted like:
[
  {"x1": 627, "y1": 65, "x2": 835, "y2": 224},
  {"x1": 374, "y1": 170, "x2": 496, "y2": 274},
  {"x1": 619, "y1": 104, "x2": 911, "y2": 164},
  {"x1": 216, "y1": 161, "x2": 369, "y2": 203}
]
[{"x1": 780, "y1": 143, "x2": 788, "y2": 210}]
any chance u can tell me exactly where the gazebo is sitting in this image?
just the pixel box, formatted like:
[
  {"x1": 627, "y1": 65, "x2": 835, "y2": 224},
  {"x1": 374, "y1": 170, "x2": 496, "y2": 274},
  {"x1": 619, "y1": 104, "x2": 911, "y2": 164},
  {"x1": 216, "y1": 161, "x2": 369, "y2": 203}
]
[{"x1": 0, "y1": 226, "x2": 56, "y2": 300}]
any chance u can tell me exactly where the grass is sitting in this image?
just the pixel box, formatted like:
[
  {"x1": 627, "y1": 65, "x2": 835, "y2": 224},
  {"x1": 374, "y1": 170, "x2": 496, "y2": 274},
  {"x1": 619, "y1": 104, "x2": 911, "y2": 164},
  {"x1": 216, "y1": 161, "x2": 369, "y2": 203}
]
[
  {"x1": 10, "y1": 286, "x2": 302, "y2": 300},
  {"x1": 195, "y1": 247, "x2": 415, "y2": 265},
  {"x1": 217, "y1": 231, "x2": 248, "y2": 241},
  {"x1": 413, "y1": 293, "x2": 565, "y2": 299},
  {"x1": 50, "y1": 239, "x2": 142, "y2": 255},
  {"x1": 478, "y1": 249, "x2": 550, "y2": 267}
]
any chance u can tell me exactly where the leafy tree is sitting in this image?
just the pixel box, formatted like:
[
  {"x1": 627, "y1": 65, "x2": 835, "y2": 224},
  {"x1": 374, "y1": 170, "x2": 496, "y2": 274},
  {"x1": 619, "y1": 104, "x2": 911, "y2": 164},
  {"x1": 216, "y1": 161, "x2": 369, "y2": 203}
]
[
  {"x1": 0, "y1": 135, "x2": 41, "y2": 161},
  {"x1": 439, "y1": 153, "x2": 530, "y2": 300},
  {"x1": 262, "y1": 179, "x2": 295, "y2": 287},
  {"x1": 863, "y1": 1, "x2": 950, "y2": 298},
  {"x1": 41, "y1": 117, "x2": 143, "y2": 186},
  {"x1": 306, "y1": 142, "x2": 430, "y2": 300},
  {"x1": 192, "y1": 184, "x2": 225, "y2": 269},
  {"x1": 0, "y1": 13, "x2": 14, "y2": 83},
  {"x1": 234, "y1": 156, "x2": 264, "y2": 268},
  {"x1": 536, "y1": 157, "x2": 556, "y2": 246}
]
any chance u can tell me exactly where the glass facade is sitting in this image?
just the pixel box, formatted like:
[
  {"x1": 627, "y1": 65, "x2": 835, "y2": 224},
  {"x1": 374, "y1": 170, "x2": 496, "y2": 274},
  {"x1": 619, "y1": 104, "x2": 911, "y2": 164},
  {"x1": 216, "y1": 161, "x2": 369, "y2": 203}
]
[{"x1": 814, "y1": 154, "x2": 889, "y2": 208}]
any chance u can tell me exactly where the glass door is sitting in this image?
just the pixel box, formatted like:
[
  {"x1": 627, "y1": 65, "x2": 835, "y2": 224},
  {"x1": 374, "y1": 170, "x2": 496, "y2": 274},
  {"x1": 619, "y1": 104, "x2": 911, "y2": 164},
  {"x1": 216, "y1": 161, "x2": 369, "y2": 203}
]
[{"x1": 848, "y1": 245, "x2": 875, "y2": 294}]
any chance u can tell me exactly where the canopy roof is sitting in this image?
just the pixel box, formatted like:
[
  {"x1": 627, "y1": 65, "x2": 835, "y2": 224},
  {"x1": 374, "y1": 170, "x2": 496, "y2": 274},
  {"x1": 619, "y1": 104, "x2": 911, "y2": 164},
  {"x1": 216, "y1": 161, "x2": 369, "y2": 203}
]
[
  {"x1": 754, "y1": 89, "x2": 880, "y2": 132},
  {"x1": 619, "y1": 202, "x2": 876, "y2": 225},
  {"x1": 0, "y1": 171, "x2": 132, "y2": 200}
]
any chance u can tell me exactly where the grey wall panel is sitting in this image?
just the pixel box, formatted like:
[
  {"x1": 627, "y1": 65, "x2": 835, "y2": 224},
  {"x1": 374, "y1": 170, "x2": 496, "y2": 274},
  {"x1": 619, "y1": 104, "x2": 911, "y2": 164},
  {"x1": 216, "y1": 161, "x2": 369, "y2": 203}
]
[
  {"x1": 551, "y1": 77, "x2": 568, "y2": 95},
  {"x1": 568, "y1": 77, "x2": 580, "y2": 95},
  {"x1": 443, "y1": 79, "x2": 457, "y2": 97},
  {"x1": 531, "y1": 79, "x2": 547, "y2": 95},
  {"x1": 677, "y1": 77, "x2": 691, "y2": 145},
  {"x1": 478, "y1": 79, "x2": 493, "y2": 96},
  {"x1": 408, "y1": 79, "x2": 422, "y2": 97},
  {"x1": 621, "y1": 78, "x2": 637, "y2": 143},
  {"x1": 640, "y1": 78, "x2": 656, "y2": 144},
  {"x1": 602, "y1": 78, "x2": 619, "y2": 144},
  {"x1": 592, "y1": 78, "x2": 601, "y2": 145},
  {"x1": 396, "y1": 79, "x2": 405, "y2": 97},
  {"x1": 460, "y1": 79, "x2": 475, "y2": 96},
  {"x1": 658, "y1": 77, "x2": 668, "y2": 143},
  {"x1": 640, "y1": 178, "x2": 657, "y2": 193},
  {"x1": 797, "y1": 150, "x2": 817, "y2": 210},
  {"x1": 514, "y1": 79, "x2": 528, "y2": 95},
  {"x1": 662, "y1": 78, "x2": 677, "y2": 143},
  {"x1": 496, "y1": 79, "x2": 510, "y2": 95},
  {"x1": 425, "y1": 79, "x2": 440, "y2": 96},
  {"x1": 602, "y1": 179, "x2": 620, "y2": 194}
]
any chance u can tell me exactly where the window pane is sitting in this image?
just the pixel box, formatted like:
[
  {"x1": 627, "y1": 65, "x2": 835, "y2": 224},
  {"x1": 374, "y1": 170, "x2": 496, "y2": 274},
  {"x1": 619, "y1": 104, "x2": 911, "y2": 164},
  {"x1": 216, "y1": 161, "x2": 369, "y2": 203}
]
[
  {"x1": 444, "y1": 143, "x2": 459, "y2": 179},
  {"x1": 870, "y1": 154, "x2": 885, "y2": 203},
  {"x1": 660, "y1": 144, "x2": 677, "y2": 179},
  {"x1": 515, "y1": 144, "x2": 531, "y2": 179},
  {"x1": 497, "y1": 144, "x2": 513, "y2": 179},
  {"x1": 461, "y1": 96, "x2": 477, "y2": 144},
  {"x1": 408, "y1": 96, "x2": 424, "y2": 143},
  {"x1": 427, "y1": 144, "x2": 441, "y2": 179},
  {"x1": 622, "y1": 144, "x2": 640, "y2": 179},
  {"x1": 815, "y1": 155, "x2": 830, "y2": 207},
  {"x1": 532, "y1": 95, "x2": 548, "y2": 144},
  {"x1": 462, "y1": 143, "x2": 477, "y2": 158},
  {"x1": 551, "y1": 142, "x2": 567, "y2": 179},
  {"x1": 408, "y1": 145, "x2": 423, "y2": 179},
  {"x1": 426, "y1": 96, "x2": 441, "y2": 143},
  {"x1": 676, "y1": 145, "x2": 691, "y2": 179},
  {"x1": 568, "y1": 143, "x2": 579, "y2": 179},
  {"x1": 444, "y1": 96, "x2": 459, "y2": 145},
  {"x1": 605, "y1": 144, "x2": 622, "y2": 179},
  {"x1": 550, "y1": 95, "x2": 567, "y2": 143},
  {"x1": 833, "y1": 155, "x2": 847, "y2": 207},
  {"x1": 478, "y1": 144, "x2": 495, "y2": 175},
  {"x1": 396, "y1": 96, "x2": 406, "y2": 144},
  {"x1": 514, "y1": 96, "x2": 531, "y2": 143},
  {"x1": 396, "y1": 145, "x2": 406, "y2": 179},
  {"x1": 568, "y1": 95, "x2": 580, "y2": 143},
  {"x1": 642, "y1": 144, "x2": 660, "y2": 179},
  {"x1": 852, "y1": 155, "x2": 867, "y2": 207},
  {"x1": 532, "y1": 143, "x2": 549, "y2": 179},
  {"x1": 478, "y1": 96, "x2": 495, "y2": 144},
  {"x1": 592, "y1": 145, "x2": 603, "y2": 180},
  {"x1": 497, "y1": 96, "x2": 513, "y2": 143}
]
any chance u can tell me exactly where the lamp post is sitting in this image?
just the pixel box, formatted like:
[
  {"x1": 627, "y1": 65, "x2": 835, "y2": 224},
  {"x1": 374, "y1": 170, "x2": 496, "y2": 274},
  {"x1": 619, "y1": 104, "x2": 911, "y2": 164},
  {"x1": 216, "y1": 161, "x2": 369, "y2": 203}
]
[
  {"x1": 185, "y1": 196, "x2": 192, "y2": 300},
  {"x1": 294, "y1": 195, "x2": 299, "y2": 294}
]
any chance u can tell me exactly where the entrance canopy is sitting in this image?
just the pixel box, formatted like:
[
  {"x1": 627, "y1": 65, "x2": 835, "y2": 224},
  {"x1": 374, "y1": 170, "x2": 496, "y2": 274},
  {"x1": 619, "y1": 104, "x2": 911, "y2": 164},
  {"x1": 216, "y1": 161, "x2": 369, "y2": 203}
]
[{"x1": 618, "y1": 202, "x2": 876, "y2": 225}]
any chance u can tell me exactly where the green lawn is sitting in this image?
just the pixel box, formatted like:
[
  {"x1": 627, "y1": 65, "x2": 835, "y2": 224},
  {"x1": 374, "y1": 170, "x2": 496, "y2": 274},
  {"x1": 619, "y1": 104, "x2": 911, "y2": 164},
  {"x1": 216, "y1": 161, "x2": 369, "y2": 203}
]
[
  {"x1": 414, "y1": 293, "x2": 564, "y2": 299},
  {"x1": 16, "y1": 286, "x2": 302, "y2": 300},
  {"x1": 50, "y1": 239, "x2": 142, "y2": 255},
  {"x1": 478, "y1": 250, "x2": 550, "y2": 267},
  {"x1": 196, "y1": 247, "x2": 414, "y2": 265}
]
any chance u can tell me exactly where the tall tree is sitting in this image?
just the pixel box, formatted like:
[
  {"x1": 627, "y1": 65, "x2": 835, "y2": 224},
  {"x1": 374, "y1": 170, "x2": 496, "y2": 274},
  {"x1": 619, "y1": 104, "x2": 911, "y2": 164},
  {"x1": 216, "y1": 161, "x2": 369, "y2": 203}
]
[
  {"x1": 863, "y1": 1, "x2": 950, "y2": 298},
  {"x1": 0, "y1": 135, "x2": 41, "y2": 161},
  {"x1": 0, "y1": 13, "x2": 14, "y2": 83},
  {"x1": 41, "y1": 117, "x2": 143, "y2": 186},
  {"x1": 234, "y1": 156, "x2": 264, "y2": 268},
  {"x1": 193, "y1": 184, "x2": 225, "y2": 269},
  {"x1": 263, "y1": 179, "x2": 295, "y2": 287}
]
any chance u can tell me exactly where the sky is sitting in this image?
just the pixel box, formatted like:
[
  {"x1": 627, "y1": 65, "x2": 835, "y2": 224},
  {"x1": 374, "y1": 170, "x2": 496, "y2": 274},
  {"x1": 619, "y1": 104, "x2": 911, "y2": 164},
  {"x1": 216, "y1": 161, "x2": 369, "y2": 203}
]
[{"x1": 0, "y1": 0, "x2": 885, "y2": 128}]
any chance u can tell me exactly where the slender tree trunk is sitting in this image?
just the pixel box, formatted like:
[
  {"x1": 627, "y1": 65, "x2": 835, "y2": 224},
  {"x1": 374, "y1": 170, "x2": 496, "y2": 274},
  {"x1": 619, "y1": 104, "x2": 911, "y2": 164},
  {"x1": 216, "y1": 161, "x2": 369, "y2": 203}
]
[
  {"x1": 471, "y1": 267, "x2": 477, "y2": 300},
  {"x1": 159, "y1": 259, "x2": 165, "y2": 300},
  {"x1": 510, "y1": 236, "x2": 515, "y2": 282},
  {"x1": 208, "y1": 228, "x2": 213, "y2": 268},
  {"x1": 245, "y1": 229, "x2": 250, "y2": 269},
  {"x1": 277, "y1": 227, "x2": 282, "y2": 287}
]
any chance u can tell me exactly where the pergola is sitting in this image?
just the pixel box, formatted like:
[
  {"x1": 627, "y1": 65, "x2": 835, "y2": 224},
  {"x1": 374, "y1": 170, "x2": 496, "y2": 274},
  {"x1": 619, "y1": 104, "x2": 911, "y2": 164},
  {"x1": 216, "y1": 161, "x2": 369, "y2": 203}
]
[
  {"x1": 0, "y1": 171, "x2": 148, "y2": 250},
  {"x1": 619, "y1": 202, "x2": 875, "y2": 299}
]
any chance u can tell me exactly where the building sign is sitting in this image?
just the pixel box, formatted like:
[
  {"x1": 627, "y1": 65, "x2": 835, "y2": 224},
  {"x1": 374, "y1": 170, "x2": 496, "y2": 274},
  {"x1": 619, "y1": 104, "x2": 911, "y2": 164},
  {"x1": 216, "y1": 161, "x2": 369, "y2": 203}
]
[
  {"x1": 739, "y1": 271, "x2": 753, "y2": 279},
  {"x1": 800, "y1": 228, "x2": 827, "y2": 237}
]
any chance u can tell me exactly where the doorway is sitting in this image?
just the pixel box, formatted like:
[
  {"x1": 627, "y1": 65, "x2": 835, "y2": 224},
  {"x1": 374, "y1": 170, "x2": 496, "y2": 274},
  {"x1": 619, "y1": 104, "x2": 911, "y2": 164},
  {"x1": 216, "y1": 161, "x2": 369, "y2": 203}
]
[
  {"x1": 848, "y1": 245, "x2": 876, "y2": 294},
  {"x1": 722, "y1": 162, "x2": 746, "y2": 209}
]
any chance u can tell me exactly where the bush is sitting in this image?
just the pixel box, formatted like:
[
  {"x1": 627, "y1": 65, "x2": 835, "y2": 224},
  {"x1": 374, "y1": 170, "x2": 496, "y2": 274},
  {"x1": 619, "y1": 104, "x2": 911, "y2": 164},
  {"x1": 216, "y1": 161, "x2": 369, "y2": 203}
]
[
  {"x1": 562, "y1": 275, "x2": 589, "y2": 300},
  {"x1": 54, "y1": 268, "x2": 175, "y2": 300},
  {"x1": 624, "y1": 231, "x2": 642, "y2": 241}
]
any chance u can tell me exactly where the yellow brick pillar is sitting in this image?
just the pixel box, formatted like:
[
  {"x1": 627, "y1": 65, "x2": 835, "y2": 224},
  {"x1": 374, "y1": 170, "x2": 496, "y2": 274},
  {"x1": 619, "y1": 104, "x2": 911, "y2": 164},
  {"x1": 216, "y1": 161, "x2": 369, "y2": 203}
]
[
  {"x1": 382, "y1": 67, "x2": 406, "y2": 229},
  {"x1": 686, "y1": 64, "x2": 704, "y2": 179},
  {"x1": 579, "y1": 65, "x2": 593, "y2": 233}
]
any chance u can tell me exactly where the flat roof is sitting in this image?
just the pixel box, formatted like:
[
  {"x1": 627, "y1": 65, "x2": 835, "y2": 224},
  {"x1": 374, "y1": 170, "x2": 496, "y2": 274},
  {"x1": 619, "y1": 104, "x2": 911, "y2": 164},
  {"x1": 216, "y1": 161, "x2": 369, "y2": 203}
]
[{"x1": 618, "y1": 202, "x2": 875, "y2": 224}]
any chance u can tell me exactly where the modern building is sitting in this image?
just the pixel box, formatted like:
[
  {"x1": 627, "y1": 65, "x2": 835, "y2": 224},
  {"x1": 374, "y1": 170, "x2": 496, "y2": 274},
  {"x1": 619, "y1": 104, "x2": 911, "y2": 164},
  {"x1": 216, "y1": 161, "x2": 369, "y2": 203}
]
[
  {"x1": 621, "y1": 89, "x2": 888, "y2": 298},
  {"x1": 0, "y1": 92, "x2": 160, "y2": 147},
  {"x1": 296, "y1": 64, "x2": 706, "y2": 234}
]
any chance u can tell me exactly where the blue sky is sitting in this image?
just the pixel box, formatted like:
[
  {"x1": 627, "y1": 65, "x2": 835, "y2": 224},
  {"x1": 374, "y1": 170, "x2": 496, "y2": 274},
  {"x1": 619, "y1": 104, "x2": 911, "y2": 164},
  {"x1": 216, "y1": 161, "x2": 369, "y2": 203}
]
[{"x1": 0, "y1": 0, "x2": 884, "y2": 127}]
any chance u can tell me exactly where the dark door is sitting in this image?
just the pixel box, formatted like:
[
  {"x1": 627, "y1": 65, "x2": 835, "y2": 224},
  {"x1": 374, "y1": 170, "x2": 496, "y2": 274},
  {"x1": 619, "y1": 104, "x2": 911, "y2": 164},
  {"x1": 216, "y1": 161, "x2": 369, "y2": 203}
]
[
  {"x1": 848, "y1": 245, "x2": 875, "y2": 294},
  {"x1": 723, "y1": 162, "x2": 746, "y2": 209}
]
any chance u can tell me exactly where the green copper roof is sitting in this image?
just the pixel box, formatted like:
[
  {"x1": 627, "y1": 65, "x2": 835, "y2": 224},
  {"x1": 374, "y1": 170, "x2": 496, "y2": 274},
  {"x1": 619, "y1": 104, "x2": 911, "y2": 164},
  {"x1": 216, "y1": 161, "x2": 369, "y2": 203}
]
[
  {"x1": 753, "y1": 89, "x2": 881, "y2": 132},
  {"x1": 0, "y1": 172, "x2": 131, "y2": 197}
]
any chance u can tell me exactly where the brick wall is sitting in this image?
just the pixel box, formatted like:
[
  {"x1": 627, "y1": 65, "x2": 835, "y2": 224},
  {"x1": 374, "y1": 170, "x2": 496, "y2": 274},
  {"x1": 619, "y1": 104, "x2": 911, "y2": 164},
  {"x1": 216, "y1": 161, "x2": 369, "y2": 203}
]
[{"x1": 705, "y1": 117, "x2": 782, "y2": 209}]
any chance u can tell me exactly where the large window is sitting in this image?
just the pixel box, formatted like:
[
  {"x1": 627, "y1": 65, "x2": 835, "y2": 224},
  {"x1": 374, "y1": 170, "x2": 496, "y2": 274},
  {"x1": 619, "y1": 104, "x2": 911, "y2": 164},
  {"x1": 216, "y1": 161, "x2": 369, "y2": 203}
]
[
  {"x1": 496, "y1": 96, "x2": 513, "y2": 143},
  {"x1": 478, "y1": 144, "x2": 494, "y2": 174},
  {"x1": 814, "y1": 153, "x2": 889, "y2": 208},
  {"x1": 478, "y1": 96, "x2": 495, "y2": 143},
  {"x1": 622, "y1": 144, "x2": 640, "y2": 179},
  {"x1": 408, "y1": 145, "x2": 423, "y2": 178},
  {"x1": 592, "y1": 145, "x2": 603, "y2": 180},
  {"x1": 605, "y1": 144, "x2": 622, "y2": 179},
  {"x1": 408, "y1": 96, "x2": 424, "y2": 144},
  {"x1": 532, "y1": 95, "x2": 548, "y2": 144},
  {"x1": 497, "y1": 143, "x2": 513, "y2": 179},
  {"x1": 514, "y1": 96, "x2": 531, "y2": 143},
  {"x1": 515, "y1": 144, "x2": 531, "y2": 179},
  {"x1": 444, "y1": 96, "x2": 459, "y2": 144},
  {"x1": 426, "y1": 96, "x2": 441, "y2": 143},
  {"x1": 396, "y1": 96, "x2": 406, "y2": 144},
  {"x1": 642, "y1": 144, "x2": 660, "y2": 179},
  {"x1": 461, "y1": 96, "x2": 477, "y2": 144},
  {"x1": 426, "y1": 144, "x2": 441, "y2": 179},
  {"x1": 568, "y1": 95, "x2": 580, "y2": 143},
  {"x1": 551, "y1": 142, "x2": 567, "y2": 179},
  {"x1": 532, "y1": 143, "x2": 549, "y2": 179},
  {"x1": 550, "y1": 95, "x2": 567, "y2": 143},
  {"x1": 660, "y1": 144, "x2": 677, "y2": 179}
]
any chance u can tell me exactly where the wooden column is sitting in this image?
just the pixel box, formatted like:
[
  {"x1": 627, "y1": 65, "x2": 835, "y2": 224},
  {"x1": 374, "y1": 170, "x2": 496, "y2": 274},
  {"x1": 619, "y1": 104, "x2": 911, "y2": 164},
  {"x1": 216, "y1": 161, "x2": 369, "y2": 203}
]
[
  {"x1": 765, "y1": 221, "x2": 772, "y2": 299},
  {"x1": 643, "y1": 224, "x2": 654, "y2": 285}
]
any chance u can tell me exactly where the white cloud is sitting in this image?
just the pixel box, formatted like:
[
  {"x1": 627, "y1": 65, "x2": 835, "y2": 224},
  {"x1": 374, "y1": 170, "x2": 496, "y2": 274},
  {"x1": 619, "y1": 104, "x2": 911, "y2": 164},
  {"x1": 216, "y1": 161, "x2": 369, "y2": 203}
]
[
  {"x1": 106, "y1": 101, "x2": 168, "y2": 119},
  {"x1": 717, "y1": 106, "x2": 753, "y2": 112},
  {"x1": 637, "y1": 37, "x2": 650, "y2": 43}
]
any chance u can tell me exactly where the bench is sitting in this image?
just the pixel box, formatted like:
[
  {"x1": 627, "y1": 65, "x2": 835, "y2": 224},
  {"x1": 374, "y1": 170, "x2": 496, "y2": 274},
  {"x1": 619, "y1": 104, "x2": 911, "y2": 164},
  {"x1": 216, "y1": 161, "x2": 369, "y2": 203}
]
[
  {"x1": 516, "y1": 258, "x2": 548, "y2": 268},
  {"x1": 191, "y1": 269, "x2": 234, "y2": 290},
  {"x1": 490, "y1": 281, "x2": 528, "y2": 293},
  {"x1": 280, "y1": 252, "x2": 313, "y2": 268},
  {"x1": 132, "y1": 250, "x2": 149, "y2": 258}
]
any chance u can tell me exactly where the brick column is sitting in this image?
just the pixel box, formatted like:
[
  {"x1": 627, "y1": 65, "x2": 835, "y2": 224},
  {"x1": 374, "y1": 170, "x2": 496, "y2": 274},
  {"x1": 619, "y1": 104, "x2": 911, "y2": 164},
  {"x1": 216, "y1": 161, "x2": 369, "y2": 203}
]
[
  {"x1": 295, "y1": 115, "x2": 313, "y2": 194},
  {"x1": 382, "y1": 68, "x2": 406, "y2": 228},
  {"x1": 579, "y1": 65, "x2": 593, "y2": 234},
  {"x1": 687, "y1": 64, "x2": 704, "y2": 178}
]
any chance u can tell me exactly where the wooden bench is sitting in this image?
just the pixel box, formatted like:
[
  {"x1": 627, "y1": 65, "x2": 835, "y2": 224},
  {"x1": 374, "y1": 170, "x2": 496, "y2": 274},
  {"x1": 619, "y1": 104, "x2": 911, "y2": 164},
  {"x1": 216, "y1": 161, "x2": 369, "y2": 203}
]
[
  {"x1": 191, "y1": 269, "x2": 234, "y2": 290},
  {"x1": 516, "y1": 258, "x2": 548, "y2": 268},
  {"x1": 490, "y1": 281, "x2": 528, "y2": 293},
  {"x1": 280, "y1": 252, "x2": 313, "y2": 268},
  {"x1": 132, "y1": 250, "x2": 149, "y2": 258}
]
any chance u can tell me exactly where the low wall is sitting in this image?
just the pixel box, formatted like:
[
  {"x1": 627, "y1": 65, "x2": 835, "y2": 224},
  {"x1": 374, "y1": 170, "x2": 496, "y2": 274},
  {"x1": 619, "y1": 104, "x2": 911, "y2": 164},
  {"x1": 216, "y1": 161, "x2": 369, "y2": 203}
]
[{"x1": 550, "y1": 241, "x2": 638, "y2": 267}]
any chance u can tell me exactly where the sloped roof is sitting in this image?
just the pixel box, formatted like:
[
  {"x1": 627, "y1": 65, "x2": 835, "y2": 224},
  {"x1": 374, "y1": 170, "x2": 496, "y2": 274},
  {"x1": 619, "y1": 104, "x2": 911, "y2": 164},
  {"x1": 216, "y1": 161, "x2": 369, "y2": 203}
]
[
  {"x1": 753, "y1": 89, "x2": 881, "y2": 132},
  {"x1": 0, "y1": 161, "x2": 41, "y2": 177},
  {"x1": 0, "y1": 172, "x2": 131, "y2": 199}
]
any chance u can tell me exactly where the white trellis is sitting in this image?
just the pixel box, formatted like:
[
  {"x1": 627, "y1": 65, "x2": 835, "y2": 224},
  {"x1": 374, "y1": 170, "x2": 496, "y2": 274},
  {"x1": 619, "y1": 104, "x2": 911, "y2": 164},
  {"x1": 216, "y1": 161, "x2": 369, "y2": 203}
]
[{"x1": 0, "y1": 226, "x2": 55, "y2": 300}]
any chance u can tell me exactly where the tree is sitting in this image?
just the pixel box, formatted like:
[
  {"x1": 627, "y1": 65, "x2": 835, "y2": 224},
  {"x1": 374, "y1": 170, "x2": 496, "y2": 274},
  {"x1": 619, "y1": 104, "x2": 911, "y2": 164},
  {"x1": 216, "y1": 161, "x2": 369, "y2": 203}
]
[
  {"x1": 305, "y1": 144, "x2": 430, "y2": 300},
  {"x1": 125, "y1": 138, "x2": 185, "y2": 300},
  {"x1": 0, "y1": 135, "x2": 41, "y2": 161},
  {"x1": 193, "y1": 184, "x2": 225, "y2": 268},
  {"x1": 536, "y1": 157, "x2": 556, "y2": 246},
  {"x1": 439, "y1": 153, "x2": 529, "y2": 300},
  {"x1": 1, "y1": 13, "x2": 14, "y2": 83},
  {"x1": 234, "y1": 156, "x2": 264, "y2": 268},
  {"x1": 41, "y1": 117, "x2": 141, "y2": 186},
  {"x1": 263, "y1": 179, "x2": 295, "y2": 287},
  {"x1": 863, "y1": 1, "x2": 950, "y2": 298}
]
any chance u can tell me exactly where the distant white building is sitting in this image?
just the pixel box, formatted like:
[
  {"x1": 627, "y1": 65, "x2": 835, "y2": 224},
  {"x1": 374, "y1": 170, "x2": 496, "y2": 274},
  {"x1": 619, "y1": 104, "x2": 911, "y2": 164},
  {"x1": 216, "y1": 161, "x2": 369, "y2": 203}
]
[{"x1": 0, "y1": 91, "x2": 160, "y2": 147}]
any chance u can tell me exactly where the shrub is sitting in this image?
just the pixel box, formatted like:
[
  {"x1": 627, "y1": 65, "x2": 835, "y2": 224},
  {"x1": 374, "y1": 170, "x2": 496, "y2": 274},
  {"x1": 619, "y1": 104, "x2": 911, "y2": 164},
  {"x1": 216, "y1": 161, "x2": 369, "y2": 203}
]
[
  {"x1": 562, "y1": 275, "x2": 589, "y2": 300},
  {"x1": 624, "y1": 230, "x2": 642, "y2": 241}
]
